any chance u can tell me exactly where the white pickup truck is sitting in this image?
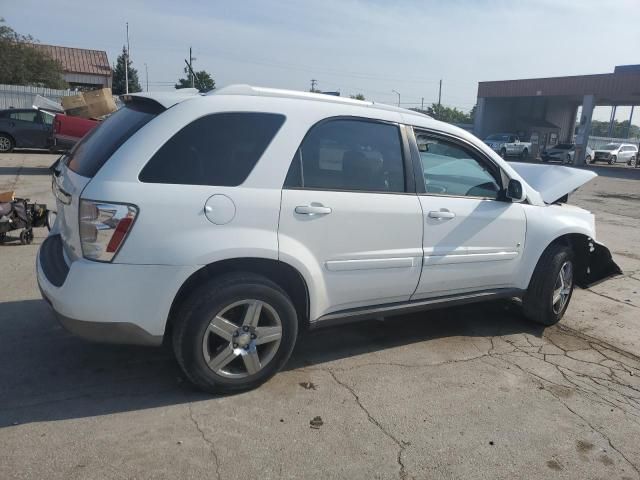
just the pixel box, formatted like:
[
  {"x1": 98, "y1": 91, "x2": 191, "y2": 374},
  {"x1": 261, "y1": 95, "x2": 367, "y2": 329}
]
[{"x1": 484, "y1": 133, "x2": 531, "y2": 159}]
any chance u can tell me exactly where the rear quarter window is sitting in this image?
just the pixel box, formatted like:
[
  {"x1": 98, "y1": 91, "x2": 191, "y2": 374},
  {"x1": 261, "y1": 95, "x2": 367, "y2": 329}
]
[
  {"x1": 67, "y1": 103, "x2": 160, "y2": 177},
  {"x1": 139, "y1": 112, "x2": 285, "y2": 186}
]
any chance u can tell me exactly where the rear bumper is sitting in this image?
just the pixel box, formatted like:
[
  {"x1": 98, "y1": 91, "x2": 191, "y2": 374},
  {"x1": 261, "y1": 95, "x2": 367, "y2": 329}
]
[{"x1": 37, "y1": 234, "x2": 198, "y2": 346}]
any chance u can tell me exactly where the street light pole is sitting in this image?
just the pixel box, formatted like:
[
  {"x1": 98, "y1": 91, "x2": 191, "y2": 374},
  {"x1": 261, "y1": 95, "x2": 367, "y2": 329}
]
[
  {"x1": 124, "y1": 22, "x2": 129, "y2": 94},
  {"x1": 392, "y1": 89, "x2": 400, "y2": 107}
]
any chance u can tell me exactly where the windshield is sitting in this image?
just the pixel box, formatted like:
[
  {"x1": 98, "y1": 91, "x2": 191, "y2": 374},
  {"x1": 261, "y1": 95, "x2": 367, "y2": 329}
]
[
  {"x1": 553, "y1": 143, "x2": 573, "y2": 150},
  {"x1": 600, "y1": 144, "x2": 620, "y2": 150},
  {"x1": 485, "y1": 134, "x2": 510, "y2": 141}
]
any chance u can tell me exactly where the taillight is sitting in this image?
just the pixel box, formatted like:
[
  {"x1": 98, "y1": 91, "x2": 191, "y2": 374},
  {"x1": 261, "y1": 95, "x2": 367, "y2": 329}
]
[{"x1": 79, "y1": 200, "x2": 138, "y2": 262}]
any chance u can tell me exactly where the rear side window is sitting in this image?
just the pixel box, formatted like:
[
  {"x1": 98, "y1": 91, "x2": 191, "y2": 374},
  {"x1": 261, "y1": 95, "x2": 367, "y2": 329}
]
[
  {"x1": 284, "y1": 118, "x2": 405, "y2": 193},
  {"x1": 67, "y1": 103, "x2": 160, "y2": 177},
  {"x1": 139, "y1": 112, "x2": 285, "y2": 186}
]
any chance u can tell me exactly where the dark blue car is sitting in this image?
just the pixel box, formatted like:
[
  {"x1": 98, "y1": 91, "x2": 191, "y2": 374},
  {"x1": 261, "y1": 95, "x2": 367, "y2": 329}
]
[{"x1": 0, "y1": 108, "x2": 55, "y2": 153}]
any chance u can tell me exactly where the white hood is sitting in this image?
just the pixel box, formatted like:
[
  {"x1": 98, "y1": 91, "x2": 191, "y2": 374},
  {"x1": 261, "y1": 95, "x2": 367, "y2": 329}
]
[{"x1": 509, "y1": 163, "x2": 597, "y2": 204}]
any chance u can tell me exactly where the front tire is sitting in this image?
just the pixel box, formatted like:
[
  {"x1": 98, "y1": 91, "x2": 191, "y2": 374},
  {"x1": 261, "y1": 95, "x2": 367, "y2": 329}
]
[
  {"x1": 586, "y1": 155, "x2": 592, "y2": 164},
  {"x1": 521, "y1": 148, "x2": 529, "y2": 159},
  {"x1": 609, "y1": 155, "x2": 616, "y2": 165},
  {"x1": 500, "y1": 148, "x2": 507, "y2": 159},
  {"x1": 522, "y1": 243, "x2": 574, "y2": 326},
  {"x1": 172, "y1": 272, "x2": 298, "y2": 393}
]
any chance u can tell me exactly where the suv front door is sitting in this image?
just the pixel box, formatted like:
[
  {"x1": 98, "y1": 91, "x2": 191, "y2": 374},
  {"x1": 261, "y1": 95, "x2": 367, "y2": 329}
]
[
  {"x1": 279, "y1": 117, "x2": 423, "y2": 318},
  {"x1": 410, "y1": 128, "x2": 526, "y2": 298}
]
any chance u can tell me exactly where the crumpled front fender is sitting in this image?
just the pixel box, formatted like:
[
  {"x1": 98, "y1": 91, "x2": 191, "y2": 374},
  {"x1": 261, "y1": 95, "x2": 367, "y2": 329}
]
[{"x1": 577, "y1": 240, "x2": 622, "y2": 288}]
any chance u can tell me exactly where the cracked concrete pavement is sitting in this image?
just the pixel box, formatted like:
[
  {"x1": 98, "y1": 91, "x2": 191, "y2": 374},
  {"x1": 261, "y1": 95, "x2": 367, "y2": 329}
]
[{"x1": 1, "y1": 153, "x2": 640, "y2": 479}]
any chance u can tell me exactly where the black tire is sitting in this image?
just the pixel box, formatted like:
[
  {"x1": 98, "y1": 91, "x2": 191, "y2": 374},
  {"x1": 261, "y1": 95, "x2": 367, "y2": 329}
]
[
  {"x1": 172, "y1": 272, "x2": 298, "y2": 393},
  {"x1": 522, "y1": 243, "x2": 574, "y2": 326},
  {"x1": 609, "y1": 155, "x2": 616, "y2": 165},
  {"x1": 0, "y1": 232, "x2": 6, "y2": 243},
  {"x1": 586, "y1": 155, "x2": 592, "y2": 164},
  {"x1": 521, "y1": 148, "x2": 529, "y2": 159},
  {"x1": 0, "y1": 133, "x2": 14, "y2": 153},
  {"x1": 500, "y1": 148, "x2": 507, "y2": 159},
  {"x1": 565, "y1": 154, "x2": 572, "y2": 164},
  {"x1": 628, "y1": 156, "x2": 636, "y2": 167},
  {"x1": 19, "y1": 228, "x2": 33, "y2": 245}
]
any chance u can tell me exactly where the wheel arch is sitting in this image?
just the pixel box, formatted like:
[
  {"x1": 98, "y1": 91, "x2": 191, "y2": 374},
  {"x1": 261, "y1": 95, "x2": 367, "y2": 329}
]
[
  {"x1": 0, "y1": 131, "x2": 16, "y2": 148},
  {"x1": 531, "y1": 233, "x2": 620, "y2": 289},
  {"x1": 165, "y1": 257, "x2": 310, "y2": 342}
]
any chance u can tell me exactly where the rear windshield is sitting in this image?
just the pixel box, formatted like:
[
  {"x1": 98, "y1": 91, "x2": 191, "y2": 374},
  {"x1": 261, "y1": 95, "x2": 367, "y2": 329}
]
[{"x1": 66, "y1": 103, "x2": 161, "y2": 177}]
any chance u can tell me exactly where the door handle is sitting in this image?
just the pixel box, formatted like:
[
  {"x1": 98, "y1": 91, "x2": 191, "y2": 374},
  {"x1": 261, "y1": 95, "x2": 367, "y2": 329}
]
[
  {"x1": 295, "y1": 205, "x2": 332, "y2": 215},
  {"x1": 428, "y1": 210, "x2": 455, "y2": 219}
]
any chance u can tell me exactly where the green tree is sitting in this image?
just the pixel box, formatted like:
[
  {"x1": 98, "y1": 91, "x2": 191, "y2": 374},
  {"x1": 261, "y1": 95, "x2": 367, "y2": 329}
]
[
  {"x1": 350, "y1": 93, "x2": 366, "y2": 100},
  {"x1": 175, "y1": 67, "x2": 215, "y2": 93},
  {"x1": 411, "y1": 103, "x2": 474, "y2": 124},
  {"x1": 0, "y1": 18, "x2": 67, "y2": 88},
  {"x1": 112, "y1": 46, "x2": 141, "y2": 95}
]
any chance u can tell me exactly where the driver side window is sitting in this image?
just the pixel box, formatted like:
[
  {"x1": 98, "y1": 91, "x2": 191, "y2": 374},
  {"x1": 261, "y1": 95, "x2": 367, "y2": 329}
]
[{"x1": 415, "y1": 131, "x2": 501, "y2": 199}]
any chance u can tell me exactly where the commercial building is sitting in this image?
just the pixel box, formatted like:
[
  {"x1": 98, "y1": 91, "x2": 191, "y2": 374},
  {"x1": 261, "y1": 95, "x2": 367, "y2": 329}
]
[
  {"x1": 31, "y1": 44, "x2": 112, "y2": 90},
  {"x1": 473, "y1": 65, "x2": 640, "y2": 163}
]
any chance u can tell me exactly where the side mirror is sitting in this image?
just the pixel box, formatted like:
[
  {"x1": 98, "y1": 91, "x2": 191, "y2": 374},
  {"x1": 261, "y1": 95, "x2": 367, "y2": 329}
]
[{"x1": 506, "y1": 179, "x2": 525, "y2": 202}]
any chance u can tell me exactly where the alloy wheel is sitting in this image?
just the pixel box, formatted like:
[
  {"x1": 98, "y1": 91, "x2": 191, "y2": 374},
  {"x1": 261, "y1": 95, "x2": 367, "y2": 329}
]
[
  {"x1": 202, "y1": 299, "x2": 283, "y2": 379},
  {"x1": 0, "y1": 136, "x2": 11, "y2": 152},
  {"x1": 552, "y1": 261, "x2": 573, "y2": 314}
]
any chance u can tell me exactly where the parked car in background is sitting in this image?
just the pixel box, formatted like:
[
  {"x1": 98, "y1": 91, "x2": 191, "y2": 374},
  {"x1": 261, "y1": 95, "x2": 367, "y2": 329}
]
[
  {"x1": 541, "y1": 143, "x2": 593, "y2": 164},
  {"x1": 38, "y1": 86, "x2": 620, "y2": 393},
  {"x1": 0, "y1": 108, "x2": 55, "y2": 153},
  {"x1": 51, "y1": 114, "x2": 99, "y2": 152},
  {"x1": 483, "y1": 133, "x2": 531, "y2": 159},
  {"x1": 590, "y1": 143, "x2": 638, "y2": 165}
]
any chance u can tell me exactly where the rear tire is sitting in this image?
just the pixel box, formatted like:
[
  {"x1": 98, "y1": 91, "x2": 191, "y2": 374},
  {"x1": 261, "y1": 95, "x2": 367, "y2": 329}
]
[
  {"x1": 521, "y1": 148, "x2": 529, "y2": 159},
  {"x1": 0, "y1": 134, "x2": 14, "y2": 153},
  {"x1": 522, "y1": 243, "x2": 574, "y2": 326},
  {"x1": 628, "y1": 156, "x2": 636, "y2": 166},
  {"x1": 500, "y1": 148, "x2": 507, "y2": 159},
  {"x1": 172, "y1": 272, "x2": 298, "y2": 393},
  {"x1": 585, "y1": 155, "x2": 592, "y2": 164}
]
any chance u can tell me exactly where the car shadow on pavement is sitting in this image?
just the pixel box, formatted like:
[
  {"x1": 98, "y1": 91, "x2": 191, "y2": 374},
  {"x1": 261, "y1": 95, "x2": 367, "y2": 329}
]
[
  {"x1": 0, "y1": 166, "x2": 52, "y2": 176},
  {"x1": 0, "y1": 298, "x2": 541, "y2": 427}
]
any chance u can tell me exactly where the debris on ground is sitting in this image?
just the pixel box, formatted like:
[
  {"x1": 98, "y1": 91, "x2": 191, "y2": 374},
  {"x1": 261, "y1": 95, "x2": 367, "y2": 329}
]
[{"x1": 310, "y1": 416, "x2": 323, "y2": 429}]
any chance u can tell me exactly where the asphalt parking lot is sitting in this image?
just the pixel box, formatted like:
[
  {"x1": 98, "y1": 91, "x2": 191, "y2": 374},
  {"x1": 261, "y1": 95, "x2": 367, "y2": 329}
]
[{"x1": 1, "y1": 152, "x2": 640, "y2": 479}]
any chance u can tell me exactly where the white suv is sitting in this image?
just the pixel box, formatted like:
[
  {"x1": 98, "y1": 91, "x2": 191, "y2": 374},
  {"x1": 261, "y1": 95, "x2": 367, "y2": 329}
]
[{"x1": 38, "y1": 85, "x2": 620, "y2": 393}]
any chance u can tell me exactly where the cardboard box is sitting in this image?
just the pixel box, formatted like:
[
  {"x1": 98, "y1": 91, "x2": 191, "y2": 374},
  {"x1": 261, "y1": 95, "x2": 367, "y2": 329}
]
[
  {"x1": 61, "y1": 89, "x2": 117, "y2": 119},
  {"x1": 0, "y1": 191, "x2": 15, "y2": 203},
  {"x1": 83, "y1": 88, "x2": 117, "y2": 118},
  {"x1": 61, "y1": 94, "x2": 86, "y2": 111}
]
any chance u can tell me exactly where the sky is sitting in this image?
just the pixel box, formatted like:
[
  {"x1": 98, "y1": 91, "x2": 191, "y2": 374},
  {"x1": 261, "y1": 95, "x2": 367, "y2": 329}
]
[{"x1": 3, "y1": 0, "x2": 640, "y2": 121}]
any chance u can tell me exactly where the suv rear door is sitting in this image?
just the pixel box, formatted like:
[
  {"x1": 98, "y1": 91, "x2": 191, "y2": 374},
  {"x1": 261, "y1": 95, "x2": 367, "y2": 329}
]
[{"x1": 278, "y1": 117, "x2": 423, "y2": 318}]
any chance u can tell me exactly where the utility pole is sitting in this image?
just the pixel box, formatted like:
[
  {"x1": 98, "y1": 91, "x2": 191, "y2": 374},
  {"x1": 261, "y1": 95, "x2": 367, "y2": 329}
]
[
  {"x1": 392, "y1": 89, "x2": 400, "y2": 107},
  {"x1": 437, "y1": 79, "x2": 442, "y2": 119},
  {"x1": 189, "y1": 47, "x2": 194, "y2": 88},
  {"x1": 421, "y1": 97, "x2": 424, "y2": 110},
  {"x1": 144, "y1": 63, "x2": 148, "y2": 92},
  {"x1": 125, "y1": 22, "x2": 130, "y2": 94},
  {"x1": 310, "y1": 79, "x2": 317, "y2": 92}
]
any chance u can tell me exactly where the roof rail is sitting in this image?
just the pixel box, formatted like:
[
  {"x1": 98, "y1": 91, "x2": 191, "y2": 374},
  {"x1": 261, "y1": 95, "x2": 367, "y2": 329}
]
[
  {"x1": 212, "y1": 84, "x2": 375, "y2": 106},
  {"x1": 211, "y1": 84, "x2": 430, "y2": 117}
]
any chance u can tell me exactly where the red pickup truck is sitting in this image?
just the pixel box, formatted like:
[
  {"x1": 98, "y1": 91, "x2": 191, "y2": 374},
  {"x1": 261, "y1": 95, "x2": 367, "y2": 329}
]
[{"x1": 51, "y1": 114, "x2": 99, "y2": 151}]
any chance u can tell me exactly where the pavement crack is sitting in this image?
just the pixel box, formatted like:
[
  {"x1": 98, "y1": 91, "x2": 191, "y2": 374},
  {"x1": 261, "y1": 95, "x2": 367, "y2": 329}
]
[
  {"x1": 584, "y1": 288, "x2": 639, "y2": 309},
  {"x1": 188, "y1": 403, "x2": 221, "y2": 480},
  {"x1": 326, "y1": 369, "x2": 408, "y2": 480}
]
